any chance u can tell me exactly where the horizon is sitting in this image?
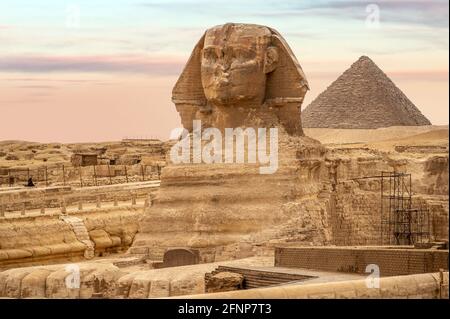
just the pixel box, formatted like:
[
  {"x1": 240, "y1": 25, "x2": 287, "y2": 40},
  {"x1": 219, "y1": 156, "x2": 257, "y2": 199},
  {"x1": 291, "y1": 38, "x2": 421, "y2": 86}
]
[{"x1": 0, "y1": 0, "x2": 448, "y2": 143}]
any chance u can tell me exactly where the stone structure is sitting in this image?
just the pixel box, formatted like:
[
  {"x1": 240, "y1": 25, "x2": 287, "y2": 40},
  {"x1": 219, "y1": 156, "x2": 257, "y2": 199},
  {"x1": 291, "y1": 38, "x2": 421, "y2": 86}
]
[
  {"x1": 172, "y1": 23, "x2": 309, "y2": 135},
  {"x1": 275, "y1": 246, "x2": 449, "y2": 276},
  {"x1": 188, "y1": 271, "x2": 449, "y2": 299},
  {"x1": 204, "y1": 271, "x2": 244, "y2": 293},
  {"x1": 71, "y1": 153, "x2": 98, "y2": 167},
  {"x1": 302, "y1": 56, "x2": 431, "y2": 129},
  {"x1": 162, "y1": 248, "x2": 200, "y2": 268},
  {"x1": 133, "y1": 23, "x2": 326, "y2": 260}
]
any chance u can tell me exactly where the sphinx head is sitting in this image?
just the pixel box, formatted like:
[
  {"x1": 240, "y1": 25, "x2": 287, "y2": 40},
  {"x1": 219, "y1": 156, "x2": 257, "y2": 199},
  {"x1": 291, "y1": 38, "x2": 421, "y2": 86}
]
[
  {"x1": 201, "y1": 24, "x2": 278, "y2": 107},
  {"x1": 172, "y1": 23, "x2": 309, "y2": 135}
]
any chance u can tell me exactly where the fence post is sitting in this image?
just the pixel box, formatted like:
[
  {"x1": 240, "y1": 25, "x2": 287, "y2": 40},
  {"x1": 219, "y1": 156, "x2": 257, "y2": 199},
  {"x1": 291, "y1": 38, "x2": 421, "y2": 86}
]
[
  {"x1": 62, "y1": 165, "x2": 66, "y2": 186},
  {"x1": 0, "y1": 202, "x2": 5, "y2": 217},
  {"x1": 108, "y1": 164, "x2": 113, "y2": 185},
  {"x1": 124, "y1": 165, "x2": 129, "y2": 183},
  {"x1": 45, "y1": 166, "x2": 48, "y2": 187},
  {"x1": 96, "y1": 196, "x2": 101, "y2": 208},
  {"x1": 93, "y1": 165, "x2": 98, "y2": 186},
  {"x1": 131, "y1": 193, "x2": 136, "y2": 205},
  {"x1": 79, "y1": 167, "x2": 83, "y2": 188},
  {"x1": 40, "y1": 198, "x2": 46, "y2": 214},
  {"x1": 141, "y1": 165, "x2": 145, "y2": 181},
  {"x1": 21, "y1": 203, "x2": 26, "y2": 216},
  {"x1": 60, "y1": 197, "x2": 67, "y2": 214}
]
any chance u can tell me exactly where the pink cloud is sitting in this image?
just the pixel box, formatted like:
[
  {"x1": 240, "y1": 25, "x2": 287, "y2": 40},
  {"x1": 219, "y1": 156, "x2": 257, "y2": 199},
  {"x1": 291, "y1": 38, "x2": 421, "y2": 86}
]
[{"x1": 0, "y1": 54, "x2": 185, "y2": 75}]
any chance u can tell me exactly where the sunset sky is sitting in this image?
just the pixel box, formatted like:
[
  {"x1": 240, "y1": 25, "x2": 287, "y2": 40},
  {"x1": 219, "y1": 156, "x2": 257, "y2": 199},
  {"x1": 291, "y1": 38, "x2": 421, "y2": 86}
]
[{"x1": 0, "y1": 0, "x2": 448, "y2": 142}]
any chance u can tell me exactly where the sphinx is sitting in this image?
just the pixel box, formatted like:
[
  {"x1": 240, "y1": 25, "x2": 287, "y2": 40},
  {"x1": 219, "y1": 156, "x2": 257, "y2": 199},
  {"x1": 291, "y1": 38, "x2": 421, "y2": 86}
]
[
  {"x1": 172, "y1": 23, "x2": 309, "y2": 135},
  {"x1": 132, "y1": 23, "x2": 327, "y2": 261}
]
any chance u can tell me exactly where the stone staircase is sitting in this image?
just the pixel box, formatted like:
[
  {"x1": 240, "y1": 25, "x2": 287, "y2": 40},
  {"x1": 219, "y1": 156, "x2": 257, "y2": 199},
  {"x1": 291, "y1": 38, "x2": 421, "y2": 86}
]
[
  {"x1": 213, "y1": 266, "x2": 315, "y2": 289},
  {"x1": 60, "y1": 215, "x2": 95, "y2": 259}
]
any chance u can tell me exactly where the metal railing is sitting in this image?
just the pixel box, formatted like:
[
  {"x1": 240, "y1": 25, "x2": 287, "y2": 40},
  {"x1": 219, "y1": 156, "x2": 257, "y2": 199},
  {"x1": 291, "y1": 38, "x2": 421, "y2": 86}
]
[
  {"x1": 0, "y1": 163, "x2": 162, "y2": 188},
  {"x1": 0, "y1": 192, "x2": 153, "y2": 218}
]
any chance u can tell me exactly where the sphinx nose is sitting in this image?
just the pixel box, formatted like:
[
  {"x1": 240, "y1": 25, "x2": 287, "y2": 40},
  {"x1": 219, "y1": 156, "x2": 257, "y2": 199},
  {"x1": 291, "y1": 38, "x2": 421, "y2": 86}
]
[
  {"x1": 215, "y1": 64, "x2": 230, "y2": 79},
  {"x1": 218, "y1": 63, "x2": 230, "y2": 73}
]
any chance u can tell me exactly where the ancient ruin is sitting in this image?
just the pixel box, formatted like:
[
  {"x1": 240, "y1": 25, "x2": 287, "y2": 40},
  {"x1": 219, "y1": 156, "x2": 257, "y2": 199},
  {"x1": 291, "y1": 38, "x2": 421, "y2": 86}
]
[
  {"x1": 0, "y1": 23, "x2": 448, "y2": 300},
  {"x1": 302, "y1": 56, "x2": 432, "y2": 129}
]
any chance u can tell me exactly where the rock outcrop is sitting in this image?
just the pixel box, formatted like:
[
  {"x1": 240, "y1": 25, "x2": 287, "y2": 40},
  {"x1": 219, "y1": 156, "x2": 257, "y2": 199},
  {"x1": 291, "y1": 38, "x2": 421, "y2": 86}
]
[{"x1": 204, "y1": 271, "x2": 244, "y2": 293}]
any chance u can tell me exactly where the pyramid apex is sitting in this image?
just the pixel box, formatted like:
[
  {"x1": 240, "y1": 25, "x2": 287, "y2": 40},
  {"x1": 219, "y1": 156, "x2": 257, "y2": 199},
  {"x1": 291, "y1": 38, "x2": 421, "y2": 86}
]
[
  {"x1": 354, "y1": 55, "x2": 376, "y2": 66},
  {"x1": 358, "y1": 55, "x2": 371, "y2": 61}
]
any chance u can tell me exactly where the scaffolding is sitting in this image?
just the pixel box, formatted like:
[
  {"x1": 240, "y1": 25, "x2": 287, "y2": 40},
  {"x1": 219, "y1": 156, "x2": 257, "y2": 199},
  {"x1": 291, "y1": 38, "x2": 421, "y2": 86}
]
[{"x1": 379, "y1": 171, "x2": 430, "y2": 245}]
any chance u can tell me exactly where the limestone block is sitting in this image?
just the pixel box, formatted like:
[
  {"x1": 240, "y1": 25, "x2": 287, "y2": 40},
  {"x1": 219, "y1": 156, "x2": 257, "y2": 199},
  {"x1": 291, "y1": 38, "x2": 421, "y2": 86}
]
[
  {"x1": 116, "y1": 273, "x2": 135, "y2": 298},
  {"x1": 45, "y1": 268, "x2": 77, "y2": 298},
  {"x1": 0, "y1": 250, "x2": 9, "y2": 261},
  {"x1": 89, "y1": 229, "x2": 113, "y2": 249},
  {"x1": 147, "y1": 280, "x2": 170, "y2": 298},
  {"x1": 128, "y1": 277, "x2": 151, "y2": 299},
  {"x1": 6, "y1": 249, "x2": 32, "y2": 260},
  {"x1": 4, "y1": 268, "x2": 35, "y2": 298},
  {"x1": 205, "y1": 271, "x2": 243, "y2": 293},
  {"x1": 20, "y1": 269, "x2": 52, "y2": 298}
]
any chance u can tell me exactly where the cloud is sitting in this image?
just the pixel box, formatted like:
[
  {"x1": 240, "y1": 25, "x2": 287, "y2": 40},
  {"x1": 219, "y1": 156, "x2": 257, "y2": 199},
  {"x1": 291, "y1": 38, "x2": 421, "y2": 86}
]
[
  {"x1": 17, "y1": 85, "x2": 57, "y2": 89},
  {"x1": 389, "y1": 70, "x2": 449, "y2": 82},
  {"x1": 251, "y1": 0, "x2": 449, "y2": 29},
  {"x1": 0, "y1": 54, "x2": 185, "y2": 75}
]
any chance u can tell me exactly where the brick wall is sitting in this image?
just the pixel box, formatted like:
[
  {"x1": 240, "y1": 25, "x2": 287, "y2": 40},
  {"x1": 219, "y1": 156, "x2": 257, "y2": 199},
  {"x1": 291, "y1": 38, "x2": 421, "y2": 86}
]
[{"x1": 275, "y1": 246, "x2": 449, "y2": 277}]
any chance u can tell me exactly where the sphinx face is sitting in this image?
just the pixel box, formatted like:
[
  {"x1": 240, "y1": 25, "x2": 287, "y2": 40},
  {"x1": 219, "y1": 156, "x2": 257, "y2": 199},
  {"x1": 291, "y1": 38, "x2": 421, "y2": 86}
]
[{"x1": 201, "y1": 24, "x2": 272, "y2": 108}]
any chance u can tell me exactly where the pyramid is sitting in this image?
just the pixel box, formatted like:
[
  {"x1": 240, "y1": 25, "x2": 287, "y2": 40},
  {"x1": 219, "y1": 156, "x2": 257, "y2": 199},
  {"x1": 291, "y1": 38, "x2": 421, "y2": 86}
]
[{"x1": 301, "y1": 56, "x2": 431, "y2": 129}]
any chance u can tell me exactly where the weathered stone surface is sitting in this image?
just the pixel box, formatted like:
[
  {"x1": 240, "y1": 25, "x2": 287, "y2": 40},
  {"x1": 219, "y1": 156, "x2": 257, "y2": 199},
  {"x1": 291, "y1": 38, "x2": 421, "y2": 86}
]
[
  {"x1": 0, "y1": 207, "x2": 141, "y2": 268},
  {"x1": 172, "y1": 23, "x2": 309, "y2": 135},
  {"x1": 302, "y1": 56, "x2": 431, "y2": 129},
  {"x1": 205, "y1": 271, "x2": 243, "y2": 293},
  {"x1": 162, "y1": 248, "x2": 200, "y2": 268}
]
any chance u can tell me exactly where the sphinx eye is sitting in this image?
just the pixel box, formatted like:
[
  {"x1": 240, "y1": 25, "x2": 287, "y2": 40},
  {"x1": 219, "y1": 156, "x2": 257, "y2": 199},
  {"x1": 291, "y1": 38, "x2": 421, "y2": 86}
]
[
  {"x1": 203, "y1": 49, "x2": 217, "y2": 62},
  {"x1": 233, "y1": 49, "x2": 255, "y2": 60}
]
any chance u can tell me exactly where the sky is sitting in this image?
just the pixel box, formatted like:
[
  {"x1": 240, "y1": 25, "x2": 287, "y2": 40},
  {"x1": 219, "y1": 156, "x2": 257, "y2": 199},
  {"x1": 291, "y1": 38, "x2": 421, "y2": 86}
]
[{"x1": 0, "y1": 0, "x2": 448, "y2": 142}]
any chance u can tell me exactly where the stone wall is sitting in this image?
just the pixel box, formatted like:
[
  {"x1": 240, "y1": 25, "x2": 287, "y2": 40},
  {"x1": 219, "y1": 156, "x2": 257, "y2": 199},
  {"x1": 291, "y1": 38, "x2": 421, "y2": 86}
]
[
  {"x1": 0, "y1": 206, "x2": 142, "y2": 269},
  {"x1": 274, "y1": 246, "x2": 449, "y2": 277},
  {"x1": 0, "y1": 181, "x2": 159, "y2": 213},
  {"x1": 0, "y1": 256, "x2": 273, "y2": 298},
  {"x1": 185, "y1": 271, "x2": 449, "y2": 299}
]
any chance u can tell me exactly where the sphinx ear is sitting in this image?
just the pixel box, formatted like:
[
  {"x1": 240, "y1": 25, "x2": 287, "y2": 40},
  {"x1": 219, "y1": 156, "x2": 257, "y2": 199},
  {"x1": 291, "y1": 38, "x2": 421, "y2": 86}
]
[{"x1": 263, "y1": 46, "x2": 279, "y2": 74}]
